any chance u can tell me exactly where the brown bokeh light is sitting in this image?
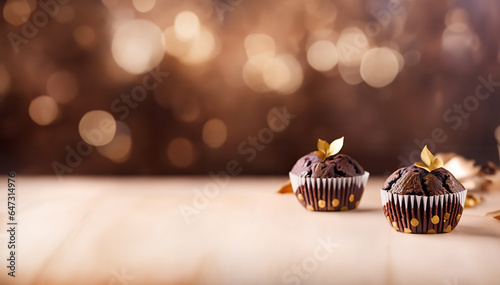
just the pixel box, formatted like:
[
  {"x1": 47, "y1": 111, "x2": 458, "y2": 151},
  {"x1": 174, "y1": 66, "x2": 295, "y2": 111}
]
[{"x1": 1, "y1": 0, "x2": 500, "y2": 176}]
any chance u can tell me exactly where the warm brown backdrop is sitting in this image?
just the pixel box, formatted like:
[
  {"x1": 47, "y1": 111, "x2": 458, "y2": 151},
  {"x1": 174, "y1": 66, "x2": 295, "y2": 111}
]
[{"x1": 1, "y1": 0, "x2": 500, "y2": 176}]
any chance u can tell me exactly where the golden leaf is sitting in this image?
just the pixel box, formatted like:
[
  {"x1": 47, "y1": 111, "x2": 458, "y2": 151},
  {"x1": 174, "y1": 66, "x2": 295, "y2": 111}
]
[
  {"x1": 421, "y1": 145, "x2": 434, "y2": 166},
  {"x1": 466, "y1": 193, "x2": 482, "y2": 208},
  {"x1": 414, "y1": 162, "x2": 430, "y2": 172},
  {"x1": 486, "y1": 209, "x2": 500, "y2": 220},
  {"x1": 429, "y1": 157, "x2": 443, "y2": 170},
  {"x1": 317, "y1": 139, "x2": 329, "y2": 153},
  {"x1": 277, "y1": 181, "x2": 293, "y2": 194},
  {"x1": 315, "y1": 137, "x2": 344, "y2": 161},
  {"x1": 314, "y1": 150, "x2": 326, "y2": 161},
  {"x1": 414, "y1": 145, "x2": 443, "y2": 171},
  {"x1": 328, "y1": 136, "x2": 344, "y2": 156}
]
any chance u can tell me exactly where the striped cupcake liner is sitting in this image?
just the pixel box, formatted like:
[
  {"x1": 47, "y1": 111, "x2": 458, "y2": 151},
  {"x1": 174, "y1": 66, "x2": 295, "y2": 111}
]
[
  {"x1": 289, "y1": 172, "x2": 369, "y2": 211},
  {"x1": 380, "y1": 190, "x2": 467, "y2": 234}
]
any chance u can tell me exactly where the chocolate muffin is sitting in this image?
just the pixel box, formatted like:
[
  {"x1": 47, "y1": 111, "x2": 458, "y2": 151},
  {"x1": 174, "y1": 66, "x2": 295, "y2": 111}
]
[
  {"x1": 381, "y1": 148, "x2": 467, "y2": 234},
  {"x1": 289, "y1": 137, "x2": 369, "y2": 212}
]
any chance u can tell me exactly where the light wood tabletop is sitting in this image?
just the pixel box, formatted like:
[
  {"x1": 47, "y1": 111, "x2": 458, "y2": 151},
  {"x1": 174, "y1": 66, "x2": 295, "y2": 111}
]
[{"x1": 1, "y1": 176, "x2": 500, "y2": 285}]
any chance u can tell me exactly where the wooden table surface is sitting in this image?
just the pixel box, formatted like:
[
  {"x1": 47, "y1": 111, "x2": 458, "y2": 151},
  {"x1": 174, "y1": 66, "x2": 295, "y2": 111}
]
[{"x1": 1, "y1": 176, "x2": 500, "y2": 285}]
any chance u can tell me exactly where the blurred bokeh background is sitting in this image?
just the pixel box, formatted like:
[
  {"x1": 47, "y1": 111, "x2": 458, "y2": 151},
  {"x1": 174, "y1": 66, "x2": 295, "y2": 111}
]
[{"x1": 1, "y1": 0, "x2": 500, "y2": 176}]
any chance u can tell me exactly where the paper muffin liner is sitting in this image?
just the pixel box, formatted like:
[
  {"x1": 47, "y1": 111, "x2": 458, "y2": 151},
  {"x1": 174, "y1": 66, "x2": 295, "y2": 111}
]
[
  {"x1": 380, "y1": 189, "x2": 467, "y2": 234},
  {"x1": 289, "y1": 172, "x2": 369, "y2": 211}
]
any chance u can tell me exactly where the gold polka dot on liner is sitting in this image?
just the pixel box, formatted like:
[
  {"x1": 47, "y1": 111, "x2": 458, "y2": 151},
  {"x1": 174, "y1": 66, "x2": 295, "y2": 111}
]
[
  {"x1": 427, "y1": 229, "x2": 436, "y2": 234},
  {"x1": 332, "y1": 199, "x2": 340, "y2": 207},
  {"x1": 341, "y1": 206, "x2": 349, "y2": 211},
  {"x1": 349, "y1": 194, "x2": 354, "y2": 202},
  {"x1": 410, "y1": 218, "x2": 419, "y2": 227},
  {"x1": 318, "y1": 200, "x2": 326, "y2": 208},
  {"x1": 387, "y1": 216, "x2": 391, "y2": 223},
  {"x1": 444, "y1": 213, "x2": 450, "y2": 220},
  {"x1": 431, "y1": 215, "x2": 440, "y2": 224},
  {"x1": 457, "y1": 214, "x2": 461, "y2": 220},
  {"x1": 404, "y1": 228, "x2": 412, "y2": 233},
  {"x1": 444, "y1": 225, "x2": 452, "y2": 233},
  {"x1": 327, "y1": 207, "x2": 334, "y2": 211},
  {"x1": 355, "y1": 201, "x2": 360, "y2": 207},
  {"x1": 392, "y1": 221, "x2": 399, "y2": 230},
  {"x1": 298, "y1": 194, "x2": 304, "y2": 202},
  {"x1": 306, "y1": 205, "x2": 314, "y2": 211}
]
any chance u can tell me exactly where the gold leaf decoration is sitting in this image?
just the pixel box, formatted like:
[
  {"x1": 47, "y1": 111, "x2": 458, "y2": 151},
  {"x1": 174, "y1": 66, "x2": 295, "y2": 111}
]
[
  {"x1": 315, "y1": 137, "x2": 344, "y2": 161},
  {"x1": 486, "y1": 209, "x2": 500, "y2": 221},
  {"x1": 414, "y1": 162, "x2": 428, "y2": 170},
  {"x1": 317, "y1": 139, "x2": 330, "y2": 153},
  {"x1": 329, "y1": 137, "x2": 344, "y2": 155},
  {"x1": 465, "y1": 193, "x2": 482, "y2": 208},
  {"x1": 421, "y1": 145, "x2": 433, "y2": 166},
  {"x1": 277, "y1": 181, "x2": 293, "y2": 194},
  {"x1": 415, "y1": 145, "x2": 443, "y2": 172}
]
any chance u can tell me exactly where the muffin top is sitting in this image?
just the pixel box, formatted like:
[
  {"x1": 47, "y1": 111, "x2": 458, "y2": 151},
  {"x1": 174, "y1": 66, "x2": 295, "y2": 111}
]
[
  {"x1": 291, "y1": 152, "x2": 364, "y2": 178},
  {"x1": 383, "y1": 165, "x2": 465, "y2": 195}
]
